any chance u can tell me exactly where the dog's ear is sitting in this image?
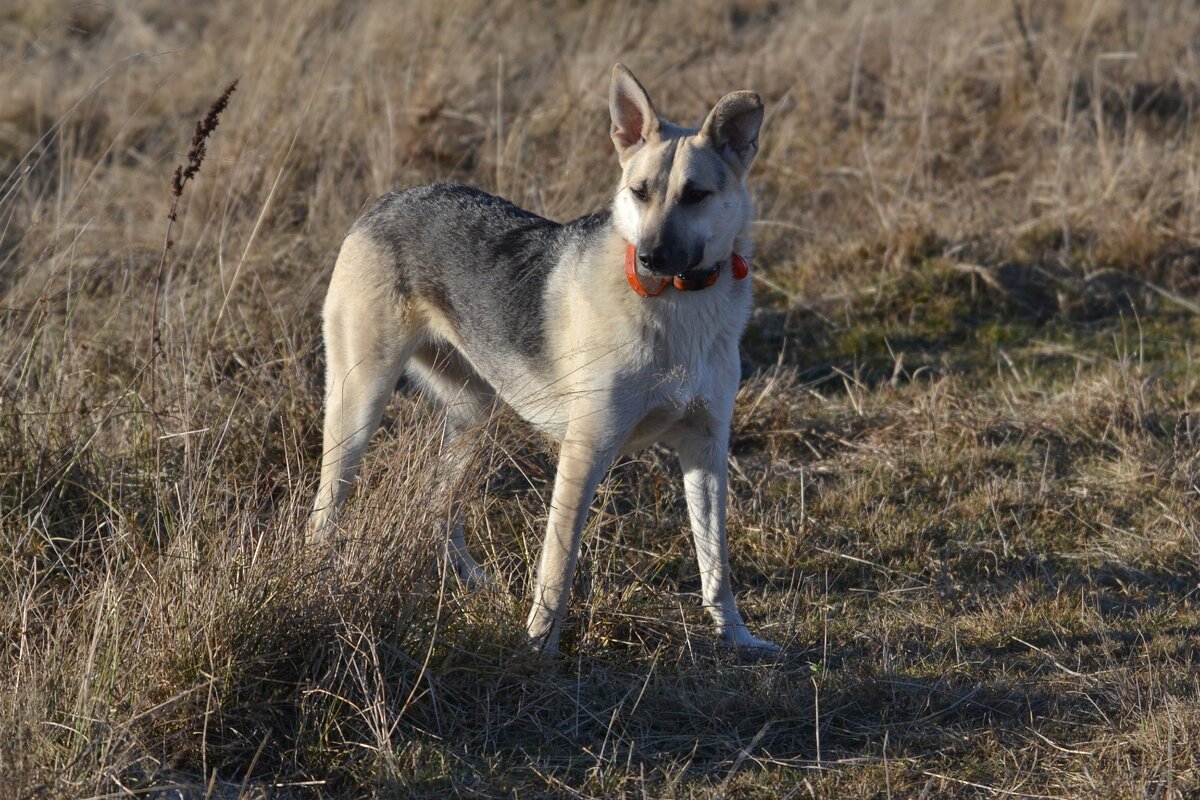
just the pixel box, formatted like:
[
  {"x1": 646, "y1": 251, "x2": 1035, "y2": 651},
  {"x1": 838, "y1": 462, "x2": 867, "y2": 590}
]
[
  {"x1": 700, "y1": 91, "x2": 764, "y2": 174},
  {"x1": 610, "y1": 64, "x2": 660, "y2": 163}
]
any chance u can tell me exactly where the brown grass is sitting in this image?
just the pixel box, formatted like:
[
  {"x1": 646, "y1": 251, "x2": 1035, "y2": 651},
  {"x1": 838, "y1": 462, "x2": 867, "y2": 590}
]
[{"x1": 2, "y1": 0, "x2": 1199, "y2": 797}]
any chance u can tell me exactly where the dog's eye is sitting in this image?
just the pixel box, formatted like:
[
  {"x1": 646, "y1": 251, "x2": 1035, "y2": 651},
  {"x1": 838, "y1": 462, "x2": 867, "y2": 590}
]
[
  {"x1": 630, "y1": 184, "x2": 649, "y2": 201},
  {"x1": 680, "y1": 186, "x2": 710, "y2": 205}
]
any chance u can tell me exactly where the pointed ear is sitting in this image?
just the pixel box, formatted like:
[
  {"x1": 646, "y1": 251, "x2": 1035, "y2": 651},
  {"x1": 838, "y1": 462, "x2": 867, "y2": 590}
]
[
  {"x1": 700, "y1": 91, "x2": 764, "y2": 174},
  {"x1": 609, "y1": 64, "x2": 660, "y2": 163}
]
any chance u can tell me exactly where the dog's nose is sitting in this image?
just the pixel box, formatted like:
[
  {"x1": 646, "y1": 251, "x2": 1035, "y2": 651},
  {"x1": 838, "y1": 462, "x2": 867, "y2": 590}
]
[{"x1": 638, "y1": 248, "x2": 669, "y2": 273}]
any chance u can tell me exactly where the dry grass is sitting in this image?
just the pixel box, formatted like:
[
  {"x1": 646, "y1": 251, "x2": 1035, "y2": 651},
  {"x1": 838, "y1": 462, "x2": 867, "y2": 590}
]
[{"x1": 2, "y1": 0, "x2": 1199, "y2": 796}]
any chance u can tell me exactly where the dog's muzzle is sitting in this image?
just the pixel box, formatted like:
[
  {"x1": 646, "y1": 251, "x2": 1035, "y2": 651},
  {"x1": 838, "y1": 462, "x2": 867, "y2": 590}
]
[{"x1": 624, "y1": 243, "x2": 749, "y2": 298}]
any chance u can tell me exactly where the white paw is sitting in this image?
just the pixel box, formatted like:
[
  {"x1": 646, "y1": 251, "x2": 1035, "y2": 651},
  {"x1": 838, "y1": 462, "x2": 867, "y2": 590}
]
[
  {"x1": 524, "y1": 624, "x2": 562, "y2": 658},
  {"x1": 453, "y1": 561, "x2": 496, "y2": 591},
  {"x1": 720, "y1": 626, "x2": 782, "y2": 655}
]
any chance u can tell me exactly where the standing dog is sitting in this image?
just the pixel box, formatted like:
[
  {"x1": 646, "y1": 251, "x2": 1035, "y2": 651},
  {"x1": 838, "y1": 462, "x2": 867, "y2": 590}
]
[{"x1": 311, "y1": 64, "x2": 777, "y2": 654}]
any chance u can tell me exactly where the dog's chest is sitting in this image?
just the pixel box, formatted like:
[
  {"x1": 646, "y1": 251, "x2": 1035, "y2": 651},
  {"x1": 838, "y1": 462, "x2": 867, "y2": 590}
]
[
  {"x1": 529, "y1": 266, "x2": 749, "y2": 448},
  {"x1": 619, "y1": 311, "x2": 738, "y2": 450}
]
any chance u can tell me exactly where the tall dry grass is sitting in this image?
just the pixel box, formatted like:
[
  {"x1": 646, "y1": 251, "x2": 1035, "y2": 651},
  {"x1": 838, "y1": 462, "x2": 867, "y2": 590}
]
[{"x1": 2, "y1": 0, "x2": 1199, "y2": 796}]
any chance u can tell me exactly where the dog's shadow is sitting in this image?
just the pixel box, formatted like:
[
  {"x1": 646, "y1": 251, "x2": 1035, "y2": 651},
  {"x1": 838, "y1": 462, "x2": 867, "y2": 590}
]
[{"x1": 376, "y1": 612, "x2": 1164, "y2": 791}]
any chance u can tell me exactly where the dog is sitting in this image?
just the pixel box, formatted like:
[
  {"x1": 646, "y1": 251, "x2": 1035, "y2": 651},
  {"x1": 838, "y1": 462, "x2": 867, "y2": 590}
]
[{"x1": 311, "y1": 64, "x2": 777, "y2": 654}]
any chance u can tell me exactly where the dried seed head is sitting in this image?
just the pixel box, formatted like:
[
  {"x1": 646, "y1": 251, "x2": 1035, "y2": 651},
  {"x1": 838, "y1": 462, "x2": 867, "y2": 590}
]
[{"x1": 169, "y1": 79, "x2": 238, "y2": 208}]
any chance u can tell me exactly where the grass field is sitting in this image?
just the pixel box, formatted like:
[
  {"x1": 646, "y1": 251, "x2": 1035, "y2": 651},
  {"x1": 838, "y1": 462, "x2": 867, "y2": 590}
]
[{"x1": 3, "y1": 0, "x2": 1200, "y2": 796}]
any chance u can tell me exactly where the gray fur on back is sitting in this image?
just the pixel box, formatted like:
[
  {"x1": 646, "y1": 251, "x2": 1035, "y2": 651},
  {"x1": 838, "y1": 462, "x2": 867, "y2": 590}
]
[{"x1": 354, "y1": 184, "x2": 611, "y2": 362}]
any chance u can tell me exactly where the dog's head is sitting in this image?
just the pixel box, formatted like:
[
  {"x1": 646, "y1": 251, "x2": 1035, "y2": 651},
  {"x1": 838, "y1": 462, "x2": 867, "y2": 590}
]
[{"x1": 608, "y1": 64, "x2": 763, "y2": 278}]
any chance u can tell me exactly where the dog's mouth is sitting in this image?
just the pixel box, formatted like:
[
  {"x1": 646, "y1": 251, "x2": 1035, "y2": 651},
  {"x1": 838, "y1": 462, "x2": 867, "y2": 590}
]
[
  {"x1": 669, "y1": 264, "x2": 721, "y2": 282},
  {"x1": 634, "y1": 255, "x2": 722, "y2": 282},
  {"x1": 635, "y1": 259, "x2": 722, "y2": 292}
]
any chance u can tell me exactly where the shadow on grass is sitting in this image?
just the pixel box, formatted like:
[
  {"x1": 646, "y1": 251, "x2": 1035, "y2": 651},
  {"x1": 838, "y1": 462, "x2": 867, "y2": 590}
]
[
  {"x1": 160, "y1": 572, "x2": 1175, "y2": 796},
  {"x1": 741, "y1": 252, "x2": 1197, "y2": 387},
  {"x1": 326, "y1": 624, "x2": 1124, "y2": 794}
]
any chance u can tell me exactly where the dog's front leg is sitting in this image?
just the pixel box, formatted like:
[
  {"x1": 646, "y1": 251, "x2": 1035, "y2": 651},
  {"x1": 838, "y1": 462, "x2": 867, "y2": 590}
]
[
  {"x1": 526, "y1": 417, "x2": 619, "y2": 653},
  {"x1": 674, "y1": 418, "x2": 780, "y2": 653}
]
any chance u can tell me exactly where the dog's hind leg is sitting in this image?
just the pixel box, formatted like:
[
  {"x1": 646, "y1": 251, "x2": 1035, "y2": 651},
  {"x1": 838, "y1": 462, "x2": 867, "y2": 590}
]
[
  {"x1": 310, "y1": 232, "x2": 415, "y2": 541},
  {"x1": 407, "y1": 343, "x2": 496, "y2": 587}
]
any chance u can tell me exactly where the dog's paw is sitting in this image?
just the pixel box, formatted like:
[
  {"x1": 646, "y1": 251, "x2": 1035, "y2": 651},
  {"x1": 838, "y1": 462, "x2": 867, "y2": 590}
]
[
  {"x1": 720, "y1": 626, "x2": 782, "y2": 658},
  {"x1": 518, "y1": 632, "x2": 563, "y2": 666},
  {"x1": 524, "y1": 616, "x2": 564, "y2": 659},
  {"x1": 453, "y1": 561, "x2": 497, "y2": 592},
  {"x1": 502, "y1": 634, "x2": 560, "y2": 676},
  {"x1": 737, "y1": 638, "x2": 782, "y2": 662}
]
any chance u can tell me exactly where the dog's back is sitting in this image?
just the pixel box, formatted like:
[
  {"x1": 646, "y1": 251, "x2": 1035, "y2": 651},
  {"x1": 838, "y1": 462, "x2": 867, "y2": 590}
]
[{"x1": 350, "y1": 184, "x2": 609, "y2": 368}]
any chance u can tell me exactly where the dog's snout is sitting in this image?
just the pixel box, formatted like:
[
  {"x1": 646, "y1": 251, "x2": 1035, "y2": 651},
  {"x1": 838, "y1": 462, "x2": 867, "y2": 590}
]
[
  {"x1": 638, "y1": 247, "x2": 670, "y2": 273},
  {"x1": 637, "y1": 244, "x2": 699, "y2": 275}
]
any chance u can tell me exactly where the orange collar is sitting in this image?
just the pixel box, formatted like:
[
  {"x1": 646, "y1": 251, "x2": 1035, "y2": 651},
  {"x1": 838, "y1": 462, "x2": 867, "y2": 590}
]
[{"x1": 624, "y1": 243, "x2": 749, "y2": 298}]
